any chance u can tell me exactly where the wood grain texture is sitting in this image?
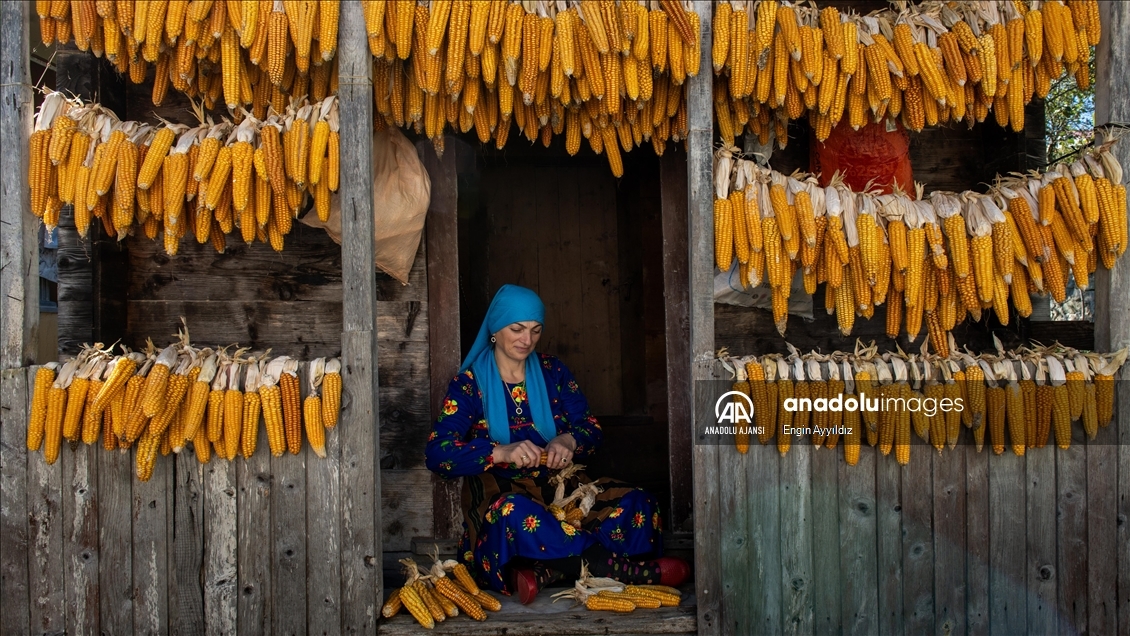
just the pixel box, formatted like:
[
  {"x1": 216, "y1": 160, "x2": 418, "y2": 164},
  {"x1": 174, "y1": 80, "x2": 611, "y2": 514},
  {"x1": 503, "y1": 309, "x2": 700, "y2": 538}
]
[
  {"x1": 719, "y1": 448, "x2": 751, "y2": 636},
  {"x1": 173, "y1": 452, "x2": 204, "y2": 636},
  {"x1": 133, "y1": 457, "x2": 169, "y2": 635},
  {"x1": 97, "y1": 433, "x2": 133, "y2": 634},
  {"x1": 933, "y1": 440, "x2": 967, "y2": 636},
  {"x1": 272, "y1": 451, "x2": 307, "y2": 636},
  {"x1": 1025, "y1": 446, "x2": 1058, "y2": 634},
  {"x1": 810, "y1": 448, "x2": 842, "y2": 636},
  {"x1": 839, "y1": 448, "x2": 878, "y2": 636},
  {"x1": 376, "y1": 602, "x2": 697, "y2": 635},
  {"x1": 1057, "y1": 434, "x2": 1089, "y2": 635},
  {"x1": 419, "y1": 138, "x2": 459, "y2": 541},
  {"x1": 237, "y1": 447, "x2": 272, "y2": 636},
  {"x1": 0, "y1": 0, "x2": 38, "y2": 368},
  {"x1": 780, "y1": 443, "x2": 814, "y2": 636},
  {"x1": 62, "y1": 444, "x2": 100, "y2": 636},
  {"x1": 27, "y1": 438, "x2": 64, "y2": 635},
  {"x1": 1093, "y1": 8, "x2": 1129, "y2": 634},
  {"x1": 965, "y1": 446, "x2": 991, "y2": 635},
  {"x1": 381, "y1": 470, "x2": 436, "y2": 553},
  {"x1": 307, "y1": 426, "x2": 343, "y2": 636},
  {"x1": 874, "y1": 455, "x2": 903, "y2": 636},
  {"x1": 204, "y1": 459, "x2": 237, "y2": 636},
  {"x1": 687, "y1": 7, "x2": 717, "y2": 634},
  {"x1": 748, "y1": 445, "x2": 782, "y2": 635},
  {"x1": 988, "y1": 450, "x2": 1027, "y2": 635},
  {"x1": 901, "y1": 451, "x2": 934, "y2": 635},
  {"x1": 338, "y1": 3, "x2": 382, "y2": 630},
  {"x1": 0, "y1": 369, "x2": 30, "y2": 636},
  {"x1": 660, "y1": 154, "x2": 693, "y2": 533}
]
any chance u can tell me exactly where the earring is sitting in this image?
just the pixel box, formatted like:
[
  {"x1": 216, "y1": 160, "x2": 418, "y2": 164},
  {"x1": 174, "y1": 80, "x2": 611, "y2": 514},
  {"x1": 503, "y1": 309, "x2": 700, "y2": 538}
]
[{"x1": 490, "y1": 336, "x2": 496, "y2": 343}]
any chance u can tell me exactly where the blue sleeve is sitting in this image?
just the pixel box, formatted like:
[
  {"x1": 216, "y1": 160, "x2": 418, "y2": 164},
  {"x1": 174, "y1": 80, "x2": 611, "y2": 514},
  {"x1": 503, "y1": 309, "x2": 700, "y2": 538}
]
[
  {"x1": 545, "y1": 356, "x2": 603, "y2": 460},
  {"x1": 424, "y1": 371, "x2": 498, "y2": 478}
]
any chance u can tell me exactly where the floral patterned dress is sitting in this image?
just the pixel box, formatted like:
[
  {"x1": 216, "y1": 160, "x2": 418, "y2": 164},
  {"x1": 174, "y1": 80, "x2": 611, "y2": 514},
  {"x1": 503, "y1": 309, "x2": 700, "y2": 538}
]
[{"x1": 425, "y1": 353, "x2": 664, "y2": 593}]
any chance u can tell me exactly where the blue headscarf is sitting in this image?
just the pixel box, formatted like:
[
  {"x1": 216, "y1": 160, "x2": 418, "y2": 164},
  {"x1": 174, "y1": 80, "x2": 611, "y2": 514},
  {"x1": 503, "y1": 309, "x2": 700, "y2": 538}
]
[{"x1": 460, "y1": 284, "x2": 557, "y2": 445}]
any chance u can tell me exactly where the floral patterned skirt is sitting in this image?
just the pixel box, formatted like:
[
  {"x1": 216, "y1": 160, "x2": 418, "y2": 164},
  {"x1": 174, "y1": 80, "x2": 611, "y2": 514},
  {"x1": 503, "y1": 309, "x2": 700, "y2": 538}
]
[{"x1": 458, "y1": 470, "x2": 664, "y2": 593}]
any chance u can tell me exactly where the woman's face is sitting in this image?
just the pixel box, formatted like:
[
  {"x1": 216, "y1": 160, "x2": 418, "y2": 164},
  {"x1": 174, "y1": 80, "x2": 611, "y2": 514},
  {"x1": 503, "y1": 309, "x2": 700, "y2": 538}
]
[{"x1": 494, "y1": 320, "x2": 543, "y2": 363}]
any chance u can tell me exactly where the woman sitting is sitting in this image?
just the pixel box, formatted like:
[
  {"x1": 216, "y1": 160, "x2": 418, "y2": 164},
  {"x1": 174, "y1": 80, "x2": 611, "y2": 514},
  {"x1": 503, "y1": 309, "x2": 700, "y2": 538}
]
[{"x1": 425, "y1": 284, "x2": 690, "y2": 603}]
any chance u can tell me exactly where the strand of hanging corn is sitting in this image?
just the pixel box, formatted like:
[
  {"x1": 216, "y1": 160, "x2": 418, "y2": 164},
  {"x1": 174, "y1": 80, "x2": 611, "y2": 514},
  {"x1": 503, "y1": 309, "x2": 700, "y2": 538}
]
[
  {"x1": 27, "y1": 91, "x2": 338, "y2": 254},
  {"x1": 710, "y1": 0, "x2": 1102, "y2": 148},
  {"x1": 719, "y1": 338, "x2": 1127, "y2": 465},
  {"x1": 364, "y1": 0, "x2": 703, "y2": 175},
  {"x1": 37, "y1": 0, "x2": 339, "y2": 117},
  {"x1": 23, "y1": 321, "x2": 343, "y2": 481},
  {"x1": 711, "y1": 138, "x2": 1127, "y2": 344}
]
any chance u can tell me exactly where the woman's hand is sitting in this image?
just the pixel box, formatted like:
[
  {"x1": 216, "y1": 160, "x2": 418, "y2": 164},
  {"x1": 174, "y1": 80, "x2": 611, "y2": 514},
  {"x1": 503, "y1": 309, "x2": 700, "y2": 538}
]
[
  {"x1": 545, "y1": 434, "x2": 576, "y2": 469},
  {"x1": 492, "y1": 440, "x2": 544, "y2": 469}
]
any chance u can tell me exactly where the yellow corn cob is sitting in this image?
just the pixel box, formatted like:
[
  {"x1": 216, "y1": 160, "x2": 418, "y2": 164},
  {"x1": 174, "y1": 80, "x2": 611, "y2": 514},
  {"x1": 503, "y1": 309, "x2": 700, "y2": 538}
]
[
  {"x1": 62, "y1": 374, "x2": 90, "y2": 442},
  {"x1": 585, "y1": 594, "x2": 635, "y2": 613},
  {"x1": 382, "y1": 588, "x2": 403, "y2": 618},
  {"x1": 988, "y1": 384, "x2": 1006, "y2": 454},
  {"x1": 278, "y1": 370, "x2": 301, "y2": 454},
  {"x1": 241, "y1": 390, "x2": 261, "y2": 459},
  {"x1": 398, "y1": 584, "x2": 433, "y2": 628},
  {"x1": 715, "y1": 197, "x2": 733, "y2": 271},
  {"x1": 43, "y1": 385, "x2": 67, "y2": 464},
  {"x1": 204, "y1": 146, "x2": 232, "y2": 210},
  {"x1": 1052, "y1": 382, "x2": 1071, "y2": 448},
  {"x1": 27, "y1": 366, "x2": 57, "y2": 451},
  {"x1": 435, "y1": 576, "x2": 486, "y2": 621}
]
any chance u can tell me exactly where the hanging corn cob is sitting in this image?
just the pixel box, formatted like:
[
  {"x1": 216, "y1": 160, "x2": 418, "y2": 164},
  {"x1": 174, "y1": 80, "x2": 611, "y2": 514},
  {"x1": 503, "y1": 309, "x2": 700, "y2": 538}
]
[
  {"x1": 712, "y1": 139, "x2": 1128, "y2": 343},
  {"x1": 27, "y1": 93, "x2": 340, "y2": 255},
  {"x1": 706, "y1": 0, "x2": 1102, "y2": 146}
]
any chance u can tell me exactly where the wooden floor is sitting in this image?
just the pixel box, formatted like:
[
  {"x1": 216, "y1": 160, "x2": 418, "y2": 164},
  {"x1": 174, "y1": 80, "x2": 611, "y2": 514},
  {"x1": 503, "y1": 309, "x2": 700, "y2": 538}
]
[{"x1": 378, "y1": 589, "x2": 697, "y2": 636}]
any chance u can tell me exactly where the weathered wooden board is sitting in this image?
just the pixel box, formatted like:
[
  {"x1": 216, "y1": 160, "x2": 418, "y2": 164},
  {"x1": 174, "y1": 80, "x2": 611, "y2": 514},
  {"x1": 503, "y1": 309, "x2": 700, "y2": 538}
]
[
  {"x1": 966, "y1": 445, "x2": 991, "y2": 635},
  {"x1": 747, "y1": 446, "x2": 782, "y2": 635},
  {"x1": 377, "y1": 601, "x2": 697, "y2": 635},
  {"x1": 0, "y1": 369, "x2": 31, "y2": 635},
  {"x1": 133, "y1": 456, "x2": 170, "y2": 635},
  {"x1": 98, "y1": 434, "x2": 134, "y2": 634},
  {"x1": 719, "y1": 446, "x2": 751, "y2": 636},
  {"x1": 901, "y1": 451, "x2": 934, "y2": 635},
  {"x1": 308, "y1": 428, "x2": 343, "y2": 636},
  {"x1": 237, "y1": 446, "x2": 273, "y2": 636},
  {"x1": 1026, "y1": 446, "x2": 1058, "y2": 634},
  {"x1": 173, "y1": 452, "x2": 205, "y2": 636},
  {"x1": 988, "y1": 450, "x2": 1027, "y2": 635},
  {"x1": 838, "y1": 448, "x2": 878, "y2": 636},
  {"x1": 780, "y1": 443, "x2": 814, "y2": 636},
  {"x1": 933, "y1": 441, "x2": 967, "y2": 636},
  {"x1": 204, "y1": 459, "x2": 237, "y2": 636},
  {"x1": 273, "y1": 450, "x2": 308, "y2": 636},
  {"x1": 1087, "y1": 421, "x2": 1119, "y2": 636},
  {"x1": 1057, "y1": 433, "x2": 1089, "y2": 635},
  {"x1": 874, "y1": 454, "x2": 903, "y2": 636},
  {"x1": 62, "y1": 444, "x2": 100, "y2": 636},
  {"x1": 27, "y1": 439, "x2": 65, "y2": 635},
  {"x1": 381, "y1": 470, "x2": 436, "y2": 553},
  {"x1": 810, "y1": 449, "x2": 842, "y2": 636}
]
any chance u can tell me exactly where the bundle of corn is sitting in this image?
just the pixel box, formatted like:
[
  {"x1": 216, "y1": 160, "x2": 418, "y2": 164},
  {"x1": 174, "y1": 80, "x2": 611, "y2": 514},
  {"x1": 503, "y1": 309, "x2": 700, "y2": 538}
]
[
  {"x1": 384, "y1": 556, "x2": 501, "y2": 627},
  {"x1": 710, "y1": 0, "x2": 1102, "y2": 147},
  {"x1": 550, "y1": 561, "x2": 683, "y2": 611},
  {"x1": 716, "y1": 337, "x2": 1127, "y2": 464},
  {"x1": 712, "y1": 138, "x2": 1127, "y2": 343},
  {"x1": 364, "y1": 0, "x2": 703, "y2": 175},
  {"x1": 22, "y1": 322, "x2": 344, "y2": 479},
  {"x1": 28, "y1": 92, "x2": 339, "y2": 256},
  {"x1": 38, "y1": 0, "x2": 339, "y2": 115}
]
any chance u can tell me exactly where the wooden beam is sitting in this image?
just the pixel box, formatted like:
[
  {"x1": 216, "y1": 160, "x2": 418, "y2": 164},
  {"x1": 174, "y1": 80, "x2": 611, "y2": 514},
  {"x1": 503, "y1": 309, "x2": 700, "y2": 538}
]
[
  {"x1": 0, "y1": 0, "x2": 37, "y2": 367},
  {"x1": 336, "y1": 1, "x2": 382, "y2": 632},
  {"x1": 686, "y1": 3, "x2": 719, "y2": 635},
  {"x1": 1092, "y1": 4, "x2": 1129, "y2": 634},
  {"x1": 659, "y1": 155, "x2": 692, "y2": 532},
  {"x1": 419, "y1": 138, "x2": 462, "y2": 540}
]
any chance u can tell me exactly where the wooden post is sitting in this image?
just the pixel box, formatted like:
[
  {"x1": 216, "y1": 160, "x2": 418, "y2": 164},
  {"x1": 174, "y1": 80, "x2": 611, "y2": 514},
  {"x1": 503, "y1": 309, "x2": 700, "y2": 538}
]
[
  {"x1": 0, "y1": 4, "x2": 34, "y2": 634},
  {"x1": 0, "y1": 0, "x2": 36, "y2": 368},
  {"x1": 336, "y1": 1, "x2": 382, "y2": 631},
  {"x1": 1092, "y1": 3, "x2": 1129, "y2": 634},
  {"x1": 686, "y1": 2, "x2": 719, "y2": 634},
  {"x1": 419, "y1": 139, "x2": 462, "y2": 540}
]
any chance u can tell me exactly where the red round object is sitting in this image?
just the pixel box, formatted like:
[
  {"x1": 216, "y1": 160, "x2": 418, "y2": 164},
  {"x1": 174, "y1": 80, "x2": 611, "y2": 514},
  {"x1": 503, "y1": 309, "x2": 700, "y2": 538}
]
[{"x1": 810, "y1": 120, "x2": 914, "y2": 198}]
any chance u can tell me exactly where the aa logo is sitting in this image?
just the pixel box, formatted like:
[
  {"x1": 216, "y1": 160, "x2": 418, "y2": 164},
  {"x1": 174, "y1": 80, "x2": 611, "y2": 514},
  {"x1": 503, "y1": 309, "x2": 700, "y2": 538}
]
[{"x1": 715, "y1": 391, "x2": 754, "y2": 424}]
